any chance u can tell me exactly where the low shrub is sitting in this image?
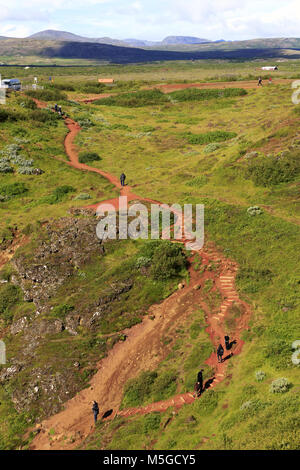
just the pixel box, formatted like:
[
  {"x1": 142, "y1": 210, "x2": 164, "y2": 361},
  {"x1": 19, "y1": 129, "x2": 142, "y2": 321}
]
[
  {"x1": 0, "y1": 284, "x2": 21, "y2": 324},
  {"x1": 30, "y1": 109, "x2": 59, "y2": 124},
  {"x1": 247, "y1": 206, "x2": 263, "y2": 216},
  {"x1": 185, "y1": 130, "x2": 237, "y2": 145},
  {"x1": 122, "y1": 371, "x2": 158, "y2": 408},
  {"x1": 0, "y1": 182, "x2": 28, "y2": 197},
  {"x1": 255, "y1": 370, "x2": 266, "y2": 381},
  {"x1": 203, "y1": 143, "x2": 221, "y2": 154},
  {"x1": 143, "y1": 413, "x2": 161, "y2": 434},
  {"x1": 50, "y1": 303, "x2": 74, "y2": 320},
  {"x1": 74, "y1": 193, "x2": 92, "y2": 200},
  {"x1": 78, "y1": 152, "x2": 101, "y2": 164},
  {"x1": 94, "y1": 90, "x2": 169, "y2": 107},
  {"x1": 246, "y1": 152, "x2": 300, "y2": 186},
  {"x1": 0, "y1": 109, "x2": 19, "y2": 122},
  {"x1": 150, "y1": 242, "x2": 187, "y2": 280},
  {"x1": 270, "y1": 378, "x2": 291, "y2": 393},
  {"x1": 18, "y1": 98, "x2": 37, "y2": 110},
  {"x1": 169, "y1": 88, "x2": 247, "y2": 102},
  {"x1": 41, "y1": 185, "x2": 75, "y2": 204},
  {"x1": 186, "y1": 175, "x2": 208, "y2": 187},
  {"x1": 0, "y1": 162, "x2": 13, "y2": 173},
  {"x1": 135, "y1": 256, "x2": 151, "y2": 269},
  {"x1": 77, "y1": 118, "x2": 94, "y2": 128},
  {"x1": 26, "y1": 89, "x2": 67, "y2": 102}
]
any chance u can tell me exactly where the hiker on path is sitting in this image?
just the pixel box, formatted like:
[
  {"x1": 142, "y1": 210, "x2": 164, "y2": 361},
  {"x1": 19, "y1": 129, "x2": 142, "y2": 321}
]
[
  {"x1": 58, "y1": 105, "x2": 62, "y2": 116},
  {"x1": 225, "y1": 335, "x2": 230, "y2": 351},
  {"x1": 92, "y1": 400, "x2": 99, "y2": 424},
  {"x1": 54, "y1": 103, "x2": 58, "y2": 112},
  {"x1": 193, "y1": 381, "x2": 202, "y2": 398},
  {"x1": 120, "y1": 173, "x2": 126, "y2": 187},
  {"x1": 197, "y1": 369, "x2": 204, "y2": 394},
  {"x1": 258, "y1": 77, "x2": 263, "y2": 86},
  {"x1": 217, "y1": 344, "x2": 224, "y2": 363}
]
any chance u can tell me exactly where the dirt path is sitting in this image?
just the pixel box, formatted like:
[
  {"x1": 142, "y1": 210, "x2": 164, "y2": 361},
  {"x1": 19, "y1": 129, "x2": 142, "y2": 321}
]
[
  {"x1": 150, "y1": 79, "x2": 293, "y2": 93},
  {"x1": 74, "y1": 78, "x2": 293, "y2": 104},
  {"x1": 28, "y1": 98, "x2": 252, "y2": 450}
]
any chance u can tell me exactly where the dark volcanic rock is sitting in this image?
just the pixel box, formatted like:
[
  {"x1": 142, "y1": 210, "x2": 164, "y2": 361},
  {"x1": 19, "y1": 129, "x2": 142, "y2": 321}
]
[{"x1": 12, "y1": 217, "x2": 104, "y2": 311}]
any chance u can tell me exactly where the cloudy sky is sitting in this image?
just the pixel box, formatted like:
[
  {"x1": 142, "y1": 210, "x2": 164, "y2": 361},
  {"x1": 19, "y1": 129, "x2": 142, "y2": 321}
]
[{"x1": 1, "y1": 0, "x2": 300, "y2": 41}]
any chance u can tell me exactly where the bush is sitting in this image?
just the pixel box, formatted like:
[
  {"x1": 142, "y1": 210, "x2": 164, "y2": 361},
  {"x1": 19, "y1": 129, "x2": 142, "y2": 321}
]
[
  {"x1": 185, "y1": 130, "x2": 237, "y2": 145},
  {"x1": 78, "y1": 152, "x2": 101, "y2": 164},
  {"x1": 0, "y1": 162, "x2": 13, "y2": 173},
  {"x1": 26, "y1": 89, "x2": 67, "y2": 102},
  {"x1": 143, "y1": 413, "x2": 161, "y2": 434},
  {"x1": 186, "y1": 176, "x2": 208, "y2": 187},
  {"x1": 169, "y1": 88, "x2": 247, "y2": 102},
  {"x1": 18, "y1": 98, "x2": 37, "y2": 110},
  {"x1": 77, "y1": 118, "x2": 94, "y2": 128},
  {"x1": 0, "y1": 109, "x2": 10, "y2": 122},
  {"x1": 255, "y1": 370, "x2": 266, "y2": 381},
  {"x1": 30, "y1": 109, "x2": 59, "y2": 124},
  {"x1": 50, "y1": 303, "x2": 74, "y2": 320},
  {"x1": 78, "y1": 82, "x2": 106, "y2": 94},
  {"x1": 94, "y1": 90, "x2": 169, "y2": 107},
  {"x1": 203, "y1": 143, "x2": 221, "y2": 154},
  {"x1": 135, "y1": 256, "x2": 151, "y2": 269},
  {"x1": 246, "y1": 152, "x2": 300, "y2": 186},
  {"x1": 122, "y1": 371, "x2": 158, "y2": 408},
  {"x1": 0, "y1": 284, "x2": 21, "y2": 324},
  {"x1": 247, "y1": 206, "x2": 263, "y2": 216},
  {"x1": 47, "y1": 82, "x2": 76, "y2": 92},
  {"x1": 74, "y1": 193, "x2": 91, "y2": 200},
  {"x1": 270, "y1": 378, "x2": 291, "y2": 393},
  {"x1": 41, "y1": 185, "x2": 75, "y2": 204},
  {"x1": 0, "y1": 182, "x2": 28, "y2": 197},
  {"x1": 0, "y1": 109, "x2": 21, "y2": 122},
  {"x1": 150, "y1": 242, "x2": 187, "y2": 280},
  {"x1": 152, "y1": 370, "x2": 178, "y2": 401}
]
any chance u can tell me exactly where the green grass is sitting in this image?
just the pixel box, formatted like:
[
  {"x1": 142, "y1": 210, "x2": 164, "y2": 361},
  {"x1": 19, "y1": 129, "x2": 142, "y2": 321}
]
[{"x1": 0, "y1": 64, "x2": 299, "y2": 450}]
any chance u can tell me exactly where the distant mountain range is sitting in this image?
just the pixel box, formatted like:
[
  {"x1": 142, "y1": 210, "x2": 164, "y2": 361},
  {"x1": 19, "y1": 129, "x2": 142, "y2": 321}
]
[
  {"x1": 27, "y1": 30, "x2": 217, "y2": 47},
  {"x1": 1, "y1": 29, "x2": 300, "y2": 65}
]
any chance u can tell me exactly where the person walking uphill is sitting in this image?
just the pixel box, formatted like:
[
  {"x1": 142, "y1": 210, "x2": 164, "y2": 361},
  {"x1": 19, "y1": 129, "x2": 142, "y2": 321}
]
[
  {"x1": 217, "y1": 344, "x2": 224, "y2": 363},
  {"x1": 120, "y1": 173, "x2": 126, "y2": 187},
  {"x1": 92, "y1": 400, "x2": 99, "y2": 424},
  {"x1": 197, "y1": 369, "x2": 204, "y2": 394}
]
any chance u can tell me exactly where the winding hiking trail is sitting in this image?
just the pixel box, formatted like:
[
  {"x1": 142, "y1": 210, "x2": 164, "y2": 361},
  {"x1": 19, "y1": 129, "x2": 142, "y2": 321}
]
[
  {"x1": 28, "y1": 98, "x2": 252, "y2": 450},
  {"x1": 76, "y1": 78, "x2": 293, "y2": 104}
]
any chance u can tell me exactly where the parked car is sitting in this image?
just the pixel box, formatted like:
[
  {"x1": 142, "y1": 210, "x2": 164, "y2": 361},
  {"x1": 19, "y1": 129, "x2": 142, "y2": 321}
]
[{"x1": 1, "y1": 79, "x2": 21, "y2": 91}]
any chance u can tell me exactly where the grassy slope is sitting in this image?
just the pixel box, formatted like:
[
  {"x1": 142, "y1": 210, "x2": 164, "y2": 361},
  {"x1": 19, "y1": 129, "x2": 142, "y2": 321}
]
[
  {"x1": 57, "y1": 72, "x2": 299, "y2": 450},
  {"x1": 0, "y1": 64, "x2": 299, "y2": 449}
]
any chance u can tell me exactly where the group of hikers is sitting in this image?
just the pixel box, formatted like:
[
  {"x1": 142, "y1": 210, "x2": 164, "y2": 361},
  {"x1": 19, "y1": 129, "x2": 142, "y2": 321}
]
[
  {"x1": 193, "y1": 335, "x2": 236, "y2": 398},
  {"x1": 257, "y1": 77, "x2": 273, "y2": 86},
  {"x1": 54, "y1": 103, "x2": 64, "y2": 116},
  {"x1": 92, "y1": 335, "x2": 237, "y2": 422}
]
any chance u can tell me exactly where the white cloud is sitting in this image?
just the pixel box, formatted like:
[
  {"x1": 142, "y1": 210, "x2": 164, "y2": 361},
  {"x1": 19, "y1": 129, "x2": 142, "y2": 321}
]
[{"x1": 1, "y1": 0, "x2": 300, "y2": 40}]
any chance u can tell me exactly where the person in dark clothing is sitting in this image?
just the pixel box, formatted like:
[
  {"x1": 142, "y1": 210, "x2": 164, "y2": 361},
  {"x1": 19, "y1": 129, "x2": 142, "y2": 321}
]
[
  {"x1": 193, "y1": 381, "x2": 202, "y2": 398},
  {"x1": 197, "y1": 369, "x2": 204, "y2": 394},
  {"x1": 92, "y1": 400, "x2": 99, "y2": 424},
  {"x1": 258, "y1": 77, "x2": 263, "y2": 86},
  {"x1": 224, "y1": 335, "x2": 230, "y2": 351},
  {"x1": 54, "y1": 103, "x2": 58, "y2": 112},
  {"x1": 120, "y1": 173, "x2": 126, "y2": 187},
  {"x1": 217, "y1": 344, "x2": 224, "y2": 363}
]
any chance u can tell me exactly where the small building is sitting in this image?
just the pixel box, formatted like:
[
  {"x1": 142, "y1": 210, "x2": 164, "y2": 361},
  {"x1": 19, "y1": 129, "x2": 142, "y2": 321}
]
[
  {"x1": 98, "y1": 78, "x2": 115, "y2": 84},
  {"x1": 261, "y1": 66, "x2": 278, "y2": 71}
]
